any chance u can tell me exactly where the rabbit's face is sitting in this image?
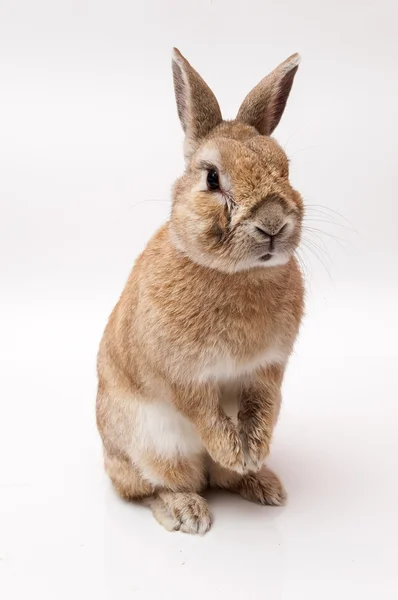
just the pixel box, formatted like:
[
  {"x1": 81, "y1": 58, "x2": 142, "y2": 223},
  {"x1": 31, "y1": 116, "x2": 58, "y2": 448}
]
[
  {"x1": 170, "y1": 49, "x2": 302, "y2": 272},
  {"x1": 171, "y1": 125, "x2": 303, "y2": 273}
]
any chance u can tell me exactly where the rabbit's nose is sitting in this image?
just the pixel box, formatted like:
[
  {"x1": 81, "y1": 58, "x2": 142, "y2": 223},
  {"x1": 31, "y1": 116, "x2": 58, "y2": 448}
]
[{"x1": 255, "y1": 222, "x2": 287, "y2": 238}]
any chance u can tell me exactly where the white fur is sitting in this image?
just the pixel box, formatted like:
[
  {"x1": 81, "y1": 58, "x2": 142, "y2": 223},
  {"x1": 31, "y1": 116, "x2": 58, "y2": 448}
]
[
  {"x1": 194, "y1": 144, "x2": 233, "y2": 193},
  {"x1": 184, "y1": 135, "x2": 199, "y2": 163},
  {"x1": 215, "y1": 346, "x2": 288, "y2": 423},
  {"x1": 132, "y1": 399, "x2": 203, "y2": 460},
  {"x1": 195, "y1": 144, "x2": 221, "y2": 168},
  {"x1": 191, "y1": 168, "x2": 212, "y2": 194},
  {"x1": 253, "y1": 252, "x2": 291, "y2": 269},
  {"x1": 198, "y1": 345, "x2": 288, "y2": 383}
]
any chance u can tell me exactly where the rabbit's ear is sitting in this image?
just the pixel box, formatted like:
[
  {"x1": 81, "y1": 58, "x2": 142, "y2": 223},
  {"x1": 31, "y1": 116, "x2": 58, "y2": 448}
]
[
  {"x1": 172, "y1": 48, "x2": 222, "y2": 160},
  {"x1": 236, "y1": 54, "x2": 300, "y2": 136}
]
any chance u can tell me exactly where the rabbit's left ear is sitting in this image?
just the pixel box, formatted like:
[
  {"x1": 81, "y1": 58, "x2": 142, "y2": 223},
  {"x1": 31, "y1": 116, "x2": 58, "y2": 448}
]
[
  {"x1": 172, "y1": 48, "x2": 222, "y2": 160},
  {"x1": 236, "y1": 54, "x2": 300, "y2": 136}
]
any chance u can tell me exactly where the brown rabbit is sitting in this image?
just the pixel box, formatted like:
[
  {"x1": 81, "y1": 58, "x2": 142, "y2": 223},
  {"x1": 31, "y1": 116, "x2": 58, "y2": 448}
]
[{"x1": 96, "y1": 48, "x2": 304, "y2": 534}]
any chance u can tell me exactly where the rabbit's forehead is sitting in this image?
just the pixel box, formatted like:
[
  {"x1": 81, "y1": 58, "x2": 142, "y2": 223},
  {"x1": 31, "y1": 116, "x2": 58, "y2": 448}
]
[{"x1": 197, "y1": 137, "x2": 288, "y2": 180}]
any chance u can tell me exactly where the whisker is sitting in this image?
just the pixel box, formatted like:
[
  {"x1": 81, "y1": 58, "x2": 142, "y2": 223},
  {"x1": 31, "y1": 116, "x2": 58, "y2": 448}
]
[
  {"x1": 301, "y1": 238, "x2": 332, "y2": 280},
  {"x1": 304, "y1": 207, "x2": 347, "y2": 227},
  {"x1": 302, "y1": 229, "x2": 329, "y2": 252},
  {"x1": 294, "y1": 249, "x2": 311, "y2": 282},
  {"x1": 302, "y1": 234, "x2": 331, "y2": 261},
  {"x1": 305, "y1": 204, "x2": 357, "y2": 230},
  {"x1": 302, "y1": 245, "x2": 332, "y2": 281},
  {"x1": 288, "y1": 145, "x2": 326, "y2": 159},
  {"x1": 283, "y1": 125, "x2": 303, "y2": 149},
  {"x1": 282, "y1": 117, "x2": 316, "y2": 150},
  {"x1": 303, "y1": 217, "x2": 358, "y2": 234},
  {"x1": 303, "y1": 226, "x2": 351, "y2": 249}
]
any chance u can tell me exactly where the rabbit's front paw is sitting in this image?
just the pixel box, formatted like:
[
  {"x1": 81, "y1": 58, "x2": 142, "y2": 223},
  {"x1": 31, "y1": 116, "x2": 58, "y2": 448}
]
[
  {"x1": 206, "y1": 423, "x2": 245, "y2": 474},
  {"x1": 240, "y1": 420, "x2": 270, "y2": 473}
]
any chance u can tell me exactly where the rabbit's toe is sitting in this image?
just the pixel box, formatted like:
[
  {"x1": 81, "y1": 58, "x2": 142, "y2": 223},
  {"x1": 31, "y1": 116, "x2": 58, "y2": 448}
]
[{"x1": 150, "y1": 492, "x2": 212, "y2": 535}]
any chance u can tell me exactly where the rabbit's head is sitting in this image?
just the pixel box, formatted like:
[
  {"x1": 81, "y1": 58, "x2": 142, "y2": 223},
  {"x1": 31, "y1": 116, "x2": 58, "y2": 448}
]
[{"x1": 170, "y1": 49, "x2": 303, "y2": 274}]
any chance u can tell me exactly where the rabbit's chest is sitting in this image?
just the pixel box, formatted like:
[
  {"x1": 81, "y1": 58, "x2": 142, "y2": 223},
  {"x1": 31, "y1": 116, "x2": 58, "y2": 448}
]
[
  {"x1": 195, "y1": 305, "x2": 289, "y2": 382},
  {"x1": 197, "y1": 343, "x2": 288, "y2": 383}
]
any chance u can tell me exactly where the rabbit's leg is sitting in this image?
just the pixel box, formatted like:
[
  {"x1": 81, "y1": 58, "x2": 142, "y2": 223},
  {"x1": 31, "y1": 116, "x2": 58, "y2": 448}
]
[
  {"x1": 208, "y1": 458, "x2": 286, "y2": 506},
  {"x1": 146, "y1": 491, "x2": 211, "y2": 534},
  {"x1": 104, "y1": 450, "x2": 153, "y2": 500},
  {"x1": 238, "y1": 364, "x2": 284, "y2": 472},
  {"x1": 171, "y1": 381, "x2": 245, "y2": 474},
  {"x1": 105, "y1": 450, "x2": 212, "y2": 532}
]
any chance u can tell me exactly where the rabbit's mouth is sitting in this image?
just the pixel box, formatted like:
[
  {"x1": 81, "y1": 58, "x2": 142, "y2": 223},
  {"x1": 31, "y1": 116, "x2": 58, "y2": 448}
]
[
  {"x1": 260, "y1": 253, "x2": 273, "y2": 262},
  {"x1": 254, "y1": 249, "x2": 292, "y2": 269}
]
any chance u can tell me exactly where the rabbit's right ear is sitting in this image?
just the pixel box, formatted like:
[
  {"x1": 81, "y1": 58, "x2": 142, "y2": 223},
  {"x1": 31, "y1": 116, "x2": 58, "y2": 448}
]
[{"x1": 172, "y1": 48, "x2": 222, "y2": 161}]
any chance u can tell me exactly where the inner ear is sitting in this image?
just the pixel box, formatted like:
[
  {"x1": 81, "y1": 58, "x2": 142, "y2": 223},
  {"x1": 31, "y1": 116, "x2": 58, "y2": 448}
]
[
  {"x1": 172, "y1": 49, "x2": 222, "y2": 160},
  {"x1": 236, "y1": 54, "x2": 300, "y2": 136},
  {"x1": 172, "y1": 60, "x2": 188, "y2": 133}
]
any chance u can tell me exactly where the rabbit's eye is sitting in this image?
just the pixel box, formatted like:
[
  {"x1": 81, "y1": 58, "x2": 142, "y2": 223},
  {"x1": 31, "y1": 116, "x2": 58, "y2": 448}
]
[{"x1": 206, "y1": 169, "x2": 220, "y2": 191}]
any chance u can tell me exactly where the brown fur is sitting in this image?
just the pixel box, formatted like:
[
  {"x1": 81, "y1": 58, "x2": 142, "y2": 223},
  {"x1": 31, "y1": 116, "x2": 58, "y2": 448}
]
[{"x1": 96, "y1": 49, "x2": 304, "y2": 534}]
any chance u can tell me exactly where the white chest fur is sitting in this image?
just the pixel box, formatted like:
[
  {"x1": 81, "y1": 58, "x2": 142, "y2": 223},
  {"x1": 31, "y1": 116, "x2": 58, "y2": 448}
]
[{"x1": 197, "y1": 345, "x2": 288, "y2": 383}]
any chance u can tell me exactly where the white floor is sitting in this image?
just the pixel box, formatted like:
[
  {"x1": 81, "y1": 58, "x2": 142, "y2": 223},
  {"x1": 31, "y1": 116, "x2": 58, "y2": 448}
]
[{"x1": 1, "y1": 285, "x2": 397, "y2": 600}]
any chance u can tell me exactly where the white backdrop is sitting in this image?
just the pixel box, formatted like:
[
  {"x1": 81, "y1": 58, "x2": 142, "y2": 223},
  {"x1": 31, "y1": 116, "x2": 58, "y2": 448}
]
[{"x1": 1, "y1": 1, "x2": 398, "y2": 599}]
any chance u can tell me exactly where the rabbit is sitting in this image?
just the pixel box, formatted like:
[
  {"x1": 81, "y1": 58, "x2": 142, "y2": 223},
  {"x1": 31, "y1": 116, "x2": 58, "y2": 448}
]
[{"x1": 96, "y1": 48, "x2": 304, "y2": 534}]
